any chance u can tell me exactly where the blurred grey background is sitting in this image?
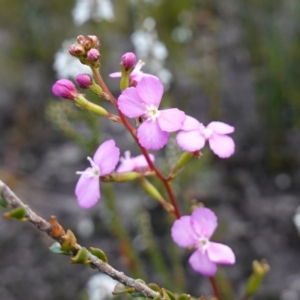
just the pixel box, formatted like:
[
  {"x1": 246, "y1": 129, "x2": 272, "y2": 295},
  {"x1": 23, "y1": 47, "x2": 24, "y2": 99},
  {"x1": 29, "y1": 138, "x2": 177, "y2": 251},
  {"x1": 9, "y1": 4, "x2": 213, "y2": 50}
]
[{"x1": 1, "y1": 0, "x2": 300, "y2": 299}]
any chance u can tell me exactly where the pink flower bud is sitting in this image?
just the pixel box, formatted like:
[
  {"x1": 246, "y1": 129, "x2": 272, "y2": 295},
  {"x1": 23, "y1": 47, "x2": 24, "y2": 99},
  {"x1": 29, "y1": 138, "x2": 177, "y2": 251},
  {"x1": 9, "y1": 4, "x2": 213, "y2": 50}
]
[
  {"x1": 87, "y1": 35, "x2": 100, "y2": 48},
  {"x1": 87, "y1": 48, "x2": 100, "y2": 62},
  {"x1": 76, "y1": 74, "x2": 92, "y2": 89},
  {"x1": 121, "y1": 52, "x2": 136, "y2": 71},
  {"x1": 69, "y1": 44, "x2": 85, "y2": 56},
  {"x1": 76, "y1": 35, "x2": 86, "y2": 45},
  {"x1": 52, "y1": 79, "x2": 77, "y2": 100}
]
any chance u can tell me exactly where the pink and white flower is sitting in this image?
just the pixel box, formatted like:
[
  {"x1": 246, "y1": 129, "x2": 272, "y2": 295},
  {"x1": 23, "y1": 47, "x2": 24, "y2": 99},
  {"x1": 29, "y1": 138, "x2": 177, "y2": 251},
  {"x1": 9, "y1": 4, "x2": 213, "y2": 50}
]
[
  {"x1": 116, "y1": 151, "x2": 155, "y2": 173},
  {"x1": 118, "y1": 76, "x2": 186, "y2": 150},
  {"x1": 75, "y1": 140, "x2": 120, "y2": 209},
  {"x1": 176, "y1": 116, "x2": 235, "y2": 158},
  {"x1": 171, "y1": 207, "x2": 235, "y2": 277}
]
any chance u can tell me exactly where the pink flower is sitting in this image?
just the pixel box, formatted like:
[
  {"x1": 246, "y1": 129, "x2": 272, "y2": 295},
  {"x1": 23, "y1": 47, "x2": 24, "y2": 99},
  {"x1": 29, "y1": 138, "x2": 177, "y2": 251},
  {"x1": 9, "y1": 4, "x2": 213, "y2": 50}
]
[
  {"x1": 176, "y1": 116, "x2": 235, "y2": 158},
  {"x1": 118, "y1": 76, "x2": 186, "y2": 150},
  {"x1": 75, "y1": 140, "x2": 120, "y2": 209},
  {"x1": 116, "y1": 151, "x2": 155, "y2": 173},
  {"x1": 109, "y1": 60, "x2": 146, "y2": 82},
  {"x1": 171, "y1": 207, "x2": 235, "y2": 277}
]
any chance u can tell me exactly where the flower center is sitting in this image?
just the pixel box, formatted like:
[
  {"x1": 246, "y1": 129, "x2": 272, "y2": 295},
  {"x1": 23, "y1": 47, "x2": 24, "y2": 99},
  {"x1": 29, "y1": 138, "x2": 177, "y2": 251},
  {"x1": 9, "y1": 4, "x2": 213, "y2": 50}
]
[
  {"x1": 144, "y1": 103, "x2": 160, "y2": 122},
  {"x1": 76, "y1": 157, "x2": 101, "y2": 178},
  {"x1": 197, "y1": 237, "x2": 209, "y2": 253},
  {"x1": 200, "y1": 124, "x2": 213, "y2": 139}
]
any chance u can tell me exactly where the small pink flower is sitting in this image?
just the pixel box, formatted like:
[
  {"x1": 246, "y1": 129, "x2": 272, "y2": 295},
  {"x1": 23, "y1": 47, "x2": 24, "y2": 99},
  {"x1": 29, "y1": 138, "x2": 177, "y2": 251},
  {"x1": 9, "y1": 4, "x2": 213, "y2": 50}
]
[
  {"x1": 171, "y1": 207, "x2": 235, "y2": 277},
  {"x1": 118, "y1": 76, "x2": 186, "y2": 150},
  {"x1": 110, "y1": 60, "x2": 146, "y2": 82},
  {"x1": 176, "y1": 116, "x2": 235, "y2": 158},
  {"x1": 75, "y1": 140, "x2": 120, "y2": 209},
  {"x1": 116, "y1": 151, "x2": 155, "y2": 173}
]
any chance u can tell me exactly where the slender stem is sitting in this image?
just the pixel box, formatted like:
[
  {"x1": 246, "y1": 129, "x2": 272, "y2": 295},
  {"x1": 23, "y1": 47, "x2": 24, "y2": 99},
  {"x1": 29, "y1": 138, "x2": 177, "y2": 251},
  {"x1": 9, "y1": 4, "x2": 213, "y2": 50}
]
[
  {"x1": 209, "y1": 277, "x2": 222, "y2": 300},
  {"x1": 92, "y1": 69, "x2": 181, "y2": 218},
  {"x1": 92, "y1": 68, "x2": 118, "y2": 107},
  {"x1": 0, "y1": 180, "x2": 159, "y2": 299}
]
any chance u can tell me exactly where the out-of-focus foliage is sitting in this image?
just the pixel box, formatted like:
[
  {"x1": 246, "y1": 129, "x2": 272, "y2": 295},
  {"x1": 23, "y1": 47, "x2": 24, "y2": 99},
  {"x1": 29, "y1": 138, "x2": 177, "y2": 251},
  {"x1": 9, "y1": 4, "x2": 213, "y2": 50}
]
[{"x1": 1, "y1": 0, "x2": 300, "y2": 300}]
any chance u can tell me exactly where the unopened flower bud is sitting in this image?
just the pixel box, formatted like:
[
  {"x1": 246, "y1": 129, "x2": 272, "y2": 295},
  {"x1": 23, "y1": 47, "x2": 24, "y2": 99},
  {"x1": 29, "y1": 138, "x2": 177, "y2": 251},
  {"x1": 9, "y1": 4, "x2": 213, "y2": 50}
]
[
  {"x1": 69, "y1": 44, "x2": 85, "y2": 56},
  {"x1": 87, "y1": 35, "x2": 100, "y2": 48},
  {"x1": 76, "y1": 74, "x2": 92, "y2": 89},
  {"x1": 76, "y1": 35, "x2": 86, "y2": 45},
  {"x1": 121, "y1": 52, "x2": 136, "y2": 71},
  {"x1": 87, "y1": 48, "x2": 100, "y2": 62},
  {"x1": 82, "y1": 39, "x2": 92, "y2": 50},
  {"x1": 52, "y1": 79, "x2": 77, "y2": 100}
]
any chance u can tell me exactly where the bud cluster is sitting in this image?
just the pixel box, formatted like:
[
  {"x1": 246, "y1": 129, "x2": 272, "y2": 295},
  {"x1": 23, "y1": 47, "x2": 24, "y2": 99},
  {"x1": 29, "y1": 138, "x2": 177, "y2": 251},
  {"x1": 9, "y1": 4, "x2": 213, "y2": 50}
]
[{"x1": 69, "y1": 35, "x2": 101, "y2": 68}]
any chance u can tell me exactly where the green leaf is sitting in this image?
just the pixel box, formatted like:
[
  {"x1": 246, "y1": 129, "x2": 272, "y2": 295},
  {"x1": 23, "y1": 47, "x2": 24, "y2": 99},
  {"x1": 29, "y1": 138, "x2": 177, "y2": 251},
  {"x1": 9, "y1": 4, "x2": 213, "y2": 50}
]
[
  {"x1": 148, "y1": 283, "x2": 162, "y2": 294},
  {"x1": 90, "y1": 247, "x2": 108, "y2": 263},
  {"x1": 113, "y1": 283, "x2": 134, "y2": 295},
  {"x1": 162, "y1": 289, "x2": 175, "y2": 300},
  {"x1": 3, "y1": 207, "x2": 27, "y2": 220},
  {"x1": 177, "y1": 294, "x2": 191, "y2": 300},
  {"x1": 71, "y1": 247, "x2": 90, "y2": 264},
  {"x1": 49, "y1": 242, "x2": 71, "y2": 255},
  {"x1": 244, "y1": 260, "x2": 270, "y2": 297}
]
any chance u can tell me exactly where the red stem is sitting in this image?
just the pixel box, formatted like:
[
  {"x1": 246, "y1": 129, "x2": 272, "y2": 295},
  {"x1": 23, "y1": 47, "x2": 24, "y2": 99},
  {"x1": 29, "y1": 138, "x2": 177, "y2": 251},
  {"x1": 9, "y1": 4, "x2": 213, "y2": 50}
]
[
  {"x1": 94, "y1": 68, "x2": 220, "y2": 299},
  {"x1": 93, "y1": 69, "x2": 181, "y2": 219},
  {"x1": 209, "y1": 277, "x2": 222, "y2": 300}
]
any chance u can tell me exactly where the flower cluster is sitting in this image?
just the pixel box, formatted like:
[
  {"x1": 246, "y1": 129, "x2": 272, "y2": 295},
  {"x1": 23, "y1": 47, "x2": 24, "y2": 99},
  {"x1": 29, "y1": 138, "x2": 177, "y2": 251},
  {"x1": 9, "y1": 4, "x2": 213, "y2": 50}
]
[{"x1": 51, "y1": 45, "x2": 237, "y2": 281}]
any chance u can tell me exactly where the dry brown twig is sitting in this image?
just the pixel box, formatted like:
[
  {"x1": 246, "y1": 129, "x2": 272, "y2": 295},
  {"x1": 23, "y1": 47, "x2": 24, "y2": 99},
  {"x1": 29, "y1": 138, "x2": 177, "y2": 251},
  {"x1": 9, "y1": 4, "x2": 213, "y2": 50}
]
[{"x1": 0, "y1": 179, "x2": 160, "y2": 299}]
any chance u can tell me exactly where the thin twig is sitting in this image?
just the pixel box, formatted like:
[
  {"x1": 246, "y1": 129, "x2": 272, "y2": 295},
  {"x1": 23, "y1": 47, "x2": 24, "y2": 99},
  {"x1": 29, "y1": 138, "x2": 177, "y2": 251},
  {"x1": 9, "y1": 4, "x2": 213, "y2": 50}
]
[{"x1": 0, "y1": 180, "x2": 160, "y2": 299}]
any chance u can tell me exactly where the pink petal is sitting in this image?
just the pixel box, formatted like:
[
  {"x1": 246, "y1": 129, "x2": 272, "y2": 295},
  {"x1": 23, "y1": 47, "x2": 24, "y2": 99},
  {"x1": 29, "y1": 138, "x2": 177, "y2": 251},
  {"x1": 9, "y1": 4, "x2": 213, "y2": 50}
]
[
  {"x1": 116, "y1": 159, "x2": 135, "y2": 173},
  {"x1": 191, "y1": 208, "x2": 218, "y2": 239},
  {"x1": 189, "y1": 250, "x2": 217, "y2": 277},
  {"x1": 171, "y1": 216, "x2": 197, "y2": 248},
  {"x1": 93, "y1": 140, "x2": 120, "y2": 175},
  {"x1": 206, "y1": 121, "x2": 234, "y2": 134},
  {"x1": 130, "y1": 71, "x2": 144, "y2": 82},
  {"x1": 157, "y1": 109, "x2": 186, "y2": 132},
  {"x1": 137, "y1": 121, "x2": 169, "y2": 150},
  {"x1": 181, "y1": 115, "x2": 201, "y2": 131},
  {"x1": 176, "y1": 130, "x2": 205, "y2": 152},
  {"x1": 207, "y1": 242, "x2": 236, "y2": 265},
  {"x1": 75, "y1": 174, "x2": 100, "y2": 209},
  {"x1": 136, "y1": 76, "x2": 163, "y2": 107},
  {"x1": 208, "y1": 134, "x2": 235, "y2": 158},
  {"x1": 109, "y1": 72, "x2": 122, "y2": 78},
  {"x1": 134, "y1": 154, "x2": 155, "y2": 169},
  {"x1": 118, "y1": 87, "x2": 146, "y2": 118}
]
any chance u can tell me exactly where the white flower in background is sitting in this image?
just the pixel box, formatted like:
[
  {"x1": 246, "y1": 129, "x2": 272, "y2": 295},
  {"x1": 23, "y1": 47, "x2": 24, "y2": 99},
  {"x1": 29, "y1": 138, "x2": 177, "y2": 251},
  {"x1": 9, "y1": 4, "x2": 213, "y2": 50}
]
[
  {"x1": 131, "y1": 17, "x2": 173, "y2": 89},
  {"x1": 293, "y1": 205, "x2": 300, "y2": 236},
  {"x1": 53, "y1": 39, "x2": 92, "y2": 79},
  {"x1": 72, "y1": 0, "x2": 114, "y2": 26},
  {"x1": 86, "y1": 274, "x2": 117, "y2": 300}
]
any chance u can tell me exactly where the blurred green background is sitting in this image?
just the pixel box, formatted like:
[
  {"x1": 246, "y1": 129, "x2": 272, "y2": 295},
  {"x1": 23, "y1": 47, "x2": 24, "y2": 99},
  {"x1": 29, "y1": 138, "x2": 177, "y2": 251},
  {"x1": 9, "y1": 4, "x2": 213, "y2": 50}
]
[{"x1": 1, "y1": 0, "x2": 300, "y2": 299}]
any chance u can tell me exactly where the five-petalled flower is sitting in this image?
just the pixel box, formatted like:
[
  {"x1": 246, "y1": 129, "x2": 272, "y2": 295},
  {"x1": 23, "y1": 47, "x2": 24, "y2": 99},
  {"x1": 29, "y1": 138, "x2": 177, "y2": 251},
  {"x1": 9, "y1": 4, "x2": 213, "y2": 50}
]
[
  {"x1": 118, "y1": 76, "x2": 186, "y2": 150},
  {"x1": 171, "y1": 207, "x2": 235, "y2": 277},
  {"x1": 75, "y1": 140, "x2": 120, "y2": 209},
  {"x1": 176, "y1": 116, "x2": 235, "y2": 158},
  {"x1": 116, "y1": 151, "x2": 155, "y2": 173}
]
